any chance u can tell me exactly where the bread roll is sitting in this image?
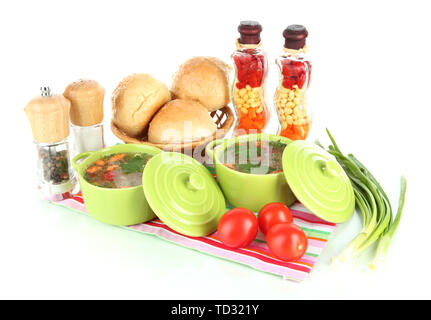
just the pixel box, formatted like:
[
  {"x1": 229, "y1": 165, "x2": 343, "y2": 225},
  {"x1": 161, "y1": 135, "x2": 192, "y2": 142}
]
[
  {"x1": 171, "y1": 57, "x2": 230, "y2": 112},
  {"x1": 63, "y1": 79, "x2": 105, "y2": 126},
  {"x1": 148, "y1": 99, "x2": 217, "y2": 144},
  {"x1": 112, "y1": 73, "x2": 171, "y2": 137}
]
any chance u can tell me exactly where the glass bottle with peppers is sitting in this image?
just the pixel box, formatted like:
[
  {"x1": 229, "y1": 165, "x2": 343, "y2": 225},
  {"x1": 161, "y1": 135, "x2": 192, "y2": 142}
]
[
  {"x1": 274, "y1": 25, "x2": 312, "y2": 140},
  {"x1": 232, "y1": 21, "x2": 269, "y2": 135}
]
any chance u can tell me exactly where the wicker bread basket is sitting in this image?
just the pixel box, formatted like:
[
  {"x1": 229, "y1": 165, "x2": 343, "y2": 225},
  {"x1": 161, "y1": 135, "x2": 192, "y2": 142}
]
[{"x1": 111, "y1": 105, "x2": 235, "y2": 153}]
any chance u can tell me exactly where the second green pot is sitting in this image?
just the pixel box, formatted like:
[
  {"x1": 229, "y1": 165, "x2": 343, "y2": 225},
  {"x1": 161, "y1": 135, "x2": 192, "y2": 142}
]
[{"x1": 205, "y1": 134, "x2": 296, "y2": 212}]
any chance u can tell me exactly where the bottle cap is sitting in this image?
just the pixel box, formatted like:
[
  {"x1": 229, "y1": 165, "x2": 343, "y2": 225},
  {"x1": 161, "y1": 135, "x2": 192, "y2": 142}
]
[
  {"x1": 238, "y1": 20, "x2": 262, "y2": 45},
  {"x1": 63, "y1": 79, "x2": 105, "y2": 126},
  {"x1": 283, "y1": 24, "x2": 308, "y2": 50},
  {"x1": 24, "y1": 87, "x2": 71, "y2": 143}
]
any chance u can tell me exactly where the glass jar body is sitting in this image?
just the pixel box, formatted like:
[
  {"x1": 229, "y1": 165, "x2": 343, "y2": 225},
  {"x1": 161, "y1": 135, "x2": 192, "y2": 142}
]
[
  {"x1": 274, "y1": 52, "x2": 312, "y2": 140},
  {"x1": 71, "y1": 122, "x2": 104, "y2": 156},
  {"x1": 35, "y1": 138, "x2": 76, "y2": 198},
  {"x1": 232, "y1": 48, "x2": 269, "y2": 135}
]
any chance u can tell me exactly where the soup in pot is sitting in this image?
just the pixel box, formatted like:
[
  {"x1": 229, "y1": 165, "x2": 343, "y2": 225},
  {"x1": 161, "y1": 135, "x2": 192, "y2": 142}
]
[
  {"x1": 221, "y1": 140, "x2": 287, "y2": 174},
  {"x1": 84, "y1": 152, "x2": 153, "y2": 188}
]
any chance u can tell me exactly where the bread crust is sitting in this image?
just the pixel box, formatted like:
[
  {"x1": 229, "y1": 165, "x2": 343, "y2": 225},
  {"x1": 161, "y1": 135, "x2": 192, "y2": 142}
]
[
  {"x1": 171, "y1": 57, "x2": 230, "y2": 112},
  {"x1": 112, "y1": 73, "x2": 171, "y2": 137},
  {"x1": 148, "y1": 99, "x2": 217, "y2": 144}
]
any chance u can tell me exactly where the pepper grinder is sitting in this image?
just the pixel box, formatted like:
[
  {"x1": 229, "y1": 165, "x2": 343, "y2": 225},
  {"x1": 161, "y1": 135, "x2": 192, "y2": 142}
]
[
  {"x1": 24, "y1": 86, "x2": 77, "y2": 199},
  {"x1": 63, "y1": 79, "x2": 105, "y2": 156}
]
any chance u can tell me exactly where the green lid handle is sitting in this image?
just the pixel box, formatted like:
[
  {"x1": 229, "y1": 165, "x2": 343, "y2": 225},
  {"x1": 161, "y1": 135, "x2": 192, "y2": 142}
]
[
  {"x1": 72, "y1": 151, "x2": 93, "y2": 171},
  {"x1": 322, "y1": 160, "x2": 340, "y2": 177},
  {"x1": 187, "y1": 173, "x2": 205, "y2": 191}
]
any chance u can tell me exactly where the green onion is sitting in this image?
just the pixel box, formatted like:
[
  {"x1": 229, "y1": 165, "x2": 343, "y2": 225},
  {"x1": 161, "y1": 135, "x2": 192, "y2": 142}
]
[
  {"x1": 319, "y1": 129, "x2": 407, "y2": 268},
  {"x1": 369, "y1": 176, "x2": 406, "y2": 270}
]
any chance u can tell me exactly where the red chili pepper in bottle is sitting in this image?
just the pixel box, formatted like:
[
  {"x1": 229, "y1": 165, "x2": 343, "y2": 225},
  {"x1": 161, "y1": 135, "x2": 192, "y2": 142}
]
[
  {"x1": 274, "y1": 25, "x2": 312, "y2": 140},
  {"x1": 232, "y1": 21, "x2": 269, "y2": 135}
]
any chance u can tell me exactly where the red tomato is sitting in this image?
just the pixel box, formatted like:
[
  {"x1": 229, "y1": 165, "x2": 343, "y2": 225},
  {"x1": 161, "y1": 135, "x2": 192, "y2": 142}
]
[
  {"x1": 266, "y1": 223, "x2": 308, "y2": 261},
  {"x1": 258, "y1": 202, "x2": 293, "y2": 235},
  {"x1": 217, "y1": 208, "x2": 258, "y2": 248}
]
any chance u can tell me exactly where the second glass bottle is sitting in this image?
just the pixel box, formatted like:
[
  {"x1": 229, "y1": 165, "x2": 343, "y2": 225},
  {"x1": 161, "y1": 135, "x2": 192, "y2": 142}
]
[{"x1": 274, "y1": 25, "x2": 312, "y2": 140}]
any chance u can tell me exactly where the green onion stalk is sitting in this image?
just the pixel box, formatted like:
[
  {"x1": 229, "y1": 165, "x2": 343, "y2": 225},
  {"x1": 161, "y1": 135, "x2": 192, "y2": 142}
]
[{"x1": 317, "y1": 129, "x2": 407, "y2": 269}]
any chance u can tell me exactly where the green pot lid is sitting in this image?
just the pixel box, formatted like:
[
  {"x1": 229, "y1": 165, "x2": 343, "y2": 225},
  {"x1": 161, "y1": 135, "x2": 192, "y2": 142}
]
[
  {"x1": 142, "y1": 152, "x2": 226, "y2": 237},
  {"x1": 282, "y1": 141, "x2": 355, "y2": 223}
]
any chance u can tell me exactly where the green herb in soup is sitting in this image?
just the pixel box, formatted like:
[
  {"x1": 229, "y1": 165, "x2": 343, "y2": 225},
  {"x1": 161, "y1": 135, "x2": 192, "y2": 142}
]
[
  {"x1": 84, "y1": 152, "x2": 152, "y2": 188},
  {"x1": 222, "y1": 140, "x2": 287, "y2": 174}
]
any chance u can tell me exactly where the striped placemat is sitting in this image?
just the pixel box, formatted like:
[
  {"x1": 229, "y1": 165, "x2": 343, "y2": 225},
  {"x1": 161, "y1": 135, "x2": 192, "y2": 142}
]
[{"x1": 50, "y1": 192, "x2": 336, "y2": 281}]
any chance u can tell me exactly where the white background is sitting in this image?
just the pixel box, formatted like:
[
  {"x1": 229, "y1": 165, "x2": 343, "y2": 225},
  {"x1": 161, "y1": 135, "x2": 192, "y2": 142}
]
[{"x1": 1, "y1": 0, "x2": 430, "y2": 299}]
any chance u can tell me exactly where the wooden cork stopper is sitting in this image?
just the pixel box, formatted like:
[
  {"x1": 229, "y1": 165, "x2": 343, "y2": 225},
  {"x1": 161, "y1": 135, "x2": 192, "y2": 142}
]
[
  {"x1": 24, "y1": 87, "x2": 71, "y2": 143},
  {"x1": 238, "y1": 21, "x2": 262, "y2": 45},
  {"x1": 63, "y1": 79, "x2": 105, "y2": 126},
  {"x1": 283, "y1": 25, "x2": 308, "y2": 50}
]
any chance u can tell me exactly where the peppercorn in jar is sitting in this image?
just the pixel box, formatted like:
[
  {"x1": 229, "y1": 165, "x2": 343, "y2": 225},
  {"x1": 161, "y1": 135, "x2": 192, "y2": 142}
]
[
  {"x1": 232, "y1": 21, "x2": 269, "y2": 135},
  {"x1": 274, "y1": 25, "x2": 312, "y2": 140}
]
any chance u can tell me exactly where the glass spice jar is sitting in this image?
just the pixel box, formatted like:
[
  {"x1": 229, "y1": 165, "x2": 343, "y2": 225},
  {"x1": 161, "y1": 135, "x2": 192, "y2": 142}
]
[
  {"x1": 63, "y1": 79, "x2": 105, "y2": 156},
  {"x1": 70, "y1": 122, "x2": 104, "y2": 156},
  {"x1": 232, "y1": 21, "x2": 269, "y2": 135},
  {"x1": 35, "y1": 139, "x2": 75, "y2": 196},
  {"x1": 274, "y1": 25, "x2": 312, "y2": 140}
]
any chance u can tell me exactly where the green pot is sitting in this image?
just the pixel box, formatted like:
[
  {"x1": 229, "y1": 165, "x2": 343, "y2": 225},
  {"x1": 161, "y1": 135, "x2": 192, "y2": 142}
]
[
  {"x1": 205, "y1": 134, "x2": 296, "y2": 212},
  {"x1": 72, "y1": 144, "x2": 162, "y2": 226}
]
